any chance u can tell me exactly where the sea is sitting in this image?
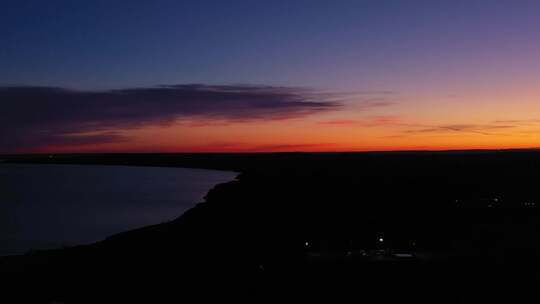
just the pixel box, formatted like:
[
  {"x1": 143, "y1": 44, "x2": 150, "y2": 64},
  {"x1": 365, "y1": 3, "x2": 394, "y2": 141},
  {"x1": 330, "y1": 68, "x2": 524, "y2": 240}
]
[{"x1": 0, "y1": 163, "x2": 237, "y2": 256}]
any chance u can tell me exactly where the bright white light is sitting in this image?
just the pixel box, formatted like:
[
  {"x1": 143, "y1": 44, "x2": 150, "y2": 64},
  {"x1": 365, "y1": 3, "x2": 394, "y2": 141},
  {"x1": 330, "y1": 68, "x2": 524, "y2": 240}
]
[
  {"x1": 305, "y1": 242, "x2": 309, "y2": 247},
  {"x1": 379, "y1": 238, "x2": 384, "y2": 243}
]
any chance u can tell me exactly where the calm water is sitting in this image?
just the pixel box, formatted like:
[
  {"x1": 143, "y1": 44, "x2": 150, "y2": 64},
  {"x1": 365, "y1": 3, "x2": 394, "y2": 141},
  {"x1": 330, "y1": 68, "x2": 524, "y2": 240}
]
[{"x1": 0, "y1": 164, "x2": 237, "y2": 255}]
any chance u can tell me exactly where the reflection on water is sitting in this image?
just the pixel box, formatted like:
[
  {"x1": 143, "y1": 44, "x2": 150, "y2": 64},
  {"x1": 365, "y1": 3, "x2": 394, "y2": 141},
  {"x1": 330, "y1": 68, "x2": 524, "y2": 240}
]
[{"x1": 0, "y1": 164, "x2": 236, "y2": 255}]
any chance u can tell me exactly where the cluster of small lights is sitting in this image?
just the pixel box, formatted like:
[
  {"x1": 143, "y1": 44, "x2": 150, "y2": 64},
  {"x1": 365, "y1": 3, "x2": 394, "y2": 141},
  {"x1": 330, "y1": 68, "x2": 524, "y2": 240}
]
[
  {"x1": 455, "y1": 197, "x2": 506, "y2": 207},
  {"x1": 524, "y1": 202, "x2": 536, "y2": 207},
  {"x1": 488, "y1": 197, "x2": 501, "y2": 208}
]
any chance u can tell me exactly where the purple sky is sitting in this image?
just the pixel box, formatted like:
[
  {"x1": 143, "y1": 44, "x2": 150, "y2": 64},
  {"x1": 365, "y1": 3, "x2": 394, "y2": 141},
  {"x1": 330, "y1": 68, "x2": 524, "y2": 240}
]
[{"x1": 2, "y1": 0, "x2": 540, "y2": 152}]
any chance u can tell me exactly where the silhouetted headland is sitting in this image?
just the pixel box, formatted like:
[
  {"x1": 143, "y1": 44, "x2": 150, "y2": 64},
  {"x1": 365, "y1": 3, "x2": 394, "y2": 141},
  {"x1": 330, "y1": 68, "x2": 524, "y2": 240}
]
[{"x1": 2, "y1": 150, "x2": 540, "y2": 302}]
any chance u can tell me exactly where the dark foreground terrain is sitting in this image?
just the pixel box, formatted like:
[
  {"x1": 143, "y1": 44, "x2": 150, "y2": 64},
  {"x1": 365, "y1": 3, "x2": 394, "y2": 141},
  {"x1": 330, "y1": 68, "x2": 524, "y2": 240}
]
[{"x1": 2, "y1": 151, "x2": 540, "y2": 302}]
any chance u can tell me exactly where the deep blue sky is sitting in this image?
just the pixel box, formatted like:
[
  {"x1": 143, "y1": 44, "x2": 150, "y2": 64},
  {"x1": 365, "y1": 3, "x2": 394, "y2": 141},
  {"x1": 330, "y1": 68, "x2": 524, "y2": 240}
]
[{"x1": 3, "y1": 0, "x2": 539, "y2": 90}]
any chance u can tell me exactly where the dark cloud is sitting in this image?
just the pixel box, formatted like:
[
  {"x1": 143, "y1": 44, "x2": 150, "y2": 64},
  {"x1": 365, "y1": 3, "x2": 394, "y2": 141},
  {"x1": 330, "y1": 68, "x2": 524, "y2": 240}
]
[
  {"x1": 48, "y1": 132, "x2": 128, "y2": 146},
  {"x1": 0, "y1": 84, "x2": 342, "y2": 152}
]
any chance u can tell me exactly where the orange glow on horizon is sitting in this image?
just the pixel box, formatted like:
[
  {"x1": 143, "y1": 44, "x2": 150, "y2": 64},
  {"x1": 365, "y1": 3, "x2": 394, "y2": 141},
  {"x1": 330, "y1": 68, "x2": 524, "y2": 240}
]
[{"x1": 16, "y1": 86, "x2": 540, "y2": 154}]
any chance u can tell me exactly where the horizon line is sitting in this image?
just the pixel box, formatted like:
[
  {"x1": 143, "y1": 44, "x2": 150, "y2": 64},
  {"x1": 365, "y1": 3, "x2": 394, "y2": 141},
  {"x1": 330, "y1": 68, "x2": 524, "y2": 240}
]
[{"x1": 3, "y1": 147, "x2": 540, "y2": 157}]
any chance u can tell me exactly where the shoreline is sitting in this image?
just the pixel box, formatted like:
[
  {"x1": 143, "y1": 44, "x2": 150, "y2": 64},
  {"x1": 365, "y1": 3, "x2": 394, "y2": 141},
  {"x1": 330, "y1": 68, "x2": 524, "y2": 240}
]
[
  {"x1": 0, "y1": 163, "x2": 238, "y2": 257},
  {"x1": 0, "y1": 161, "x2": 241, "y2": 176}
]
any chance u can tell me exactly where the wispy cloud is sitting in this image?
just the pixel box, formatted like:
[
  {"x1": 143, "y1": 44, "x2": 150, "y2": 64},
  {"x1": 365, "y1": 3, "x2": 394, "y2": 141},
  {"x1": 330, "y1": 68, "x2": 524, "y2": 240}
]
[
  {"x1": 251, "y1": 143, "x2": 336, "y2": 151},
  {"x1": 317, "y1": 115, "x2": 401, "y2": 127},
  {"x1": 405, "y1": 124, "x2": 516, "y2": 136},
  {"x1": 316, "y1": 114, "x2": 527, "y2": 139},
  {"x1": 176, "y1": 142, "x2": 336, "y2": 152},
  {"x1": 343, "y1": 97, "x2": 396, "y2": 111},
  {"x1": 493, "y1": 119, "x2": 540, "y2": 125},
  {"x1": 0, "y1": 84, "x2": 344, "y2": 152}
]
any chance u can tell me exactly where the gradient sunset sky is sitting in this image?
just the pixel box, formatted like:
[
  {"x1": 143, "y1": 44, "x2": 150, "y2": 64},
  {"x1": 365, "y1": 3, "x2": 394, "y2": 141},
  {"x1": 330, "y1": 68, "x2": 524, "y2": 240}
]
[{"x1": 2, "y1": 0, "x2": 540, "y2": 153}]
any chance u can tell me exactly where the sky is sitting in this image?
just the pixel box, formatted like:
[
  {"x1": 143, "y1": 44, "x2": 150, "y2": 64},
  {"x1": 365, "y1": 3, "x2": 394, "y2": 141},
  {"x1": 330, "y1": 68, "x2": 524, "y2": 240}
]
[{"x1": 2, "y1": 0, "x2": 540, "y2": 153}]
